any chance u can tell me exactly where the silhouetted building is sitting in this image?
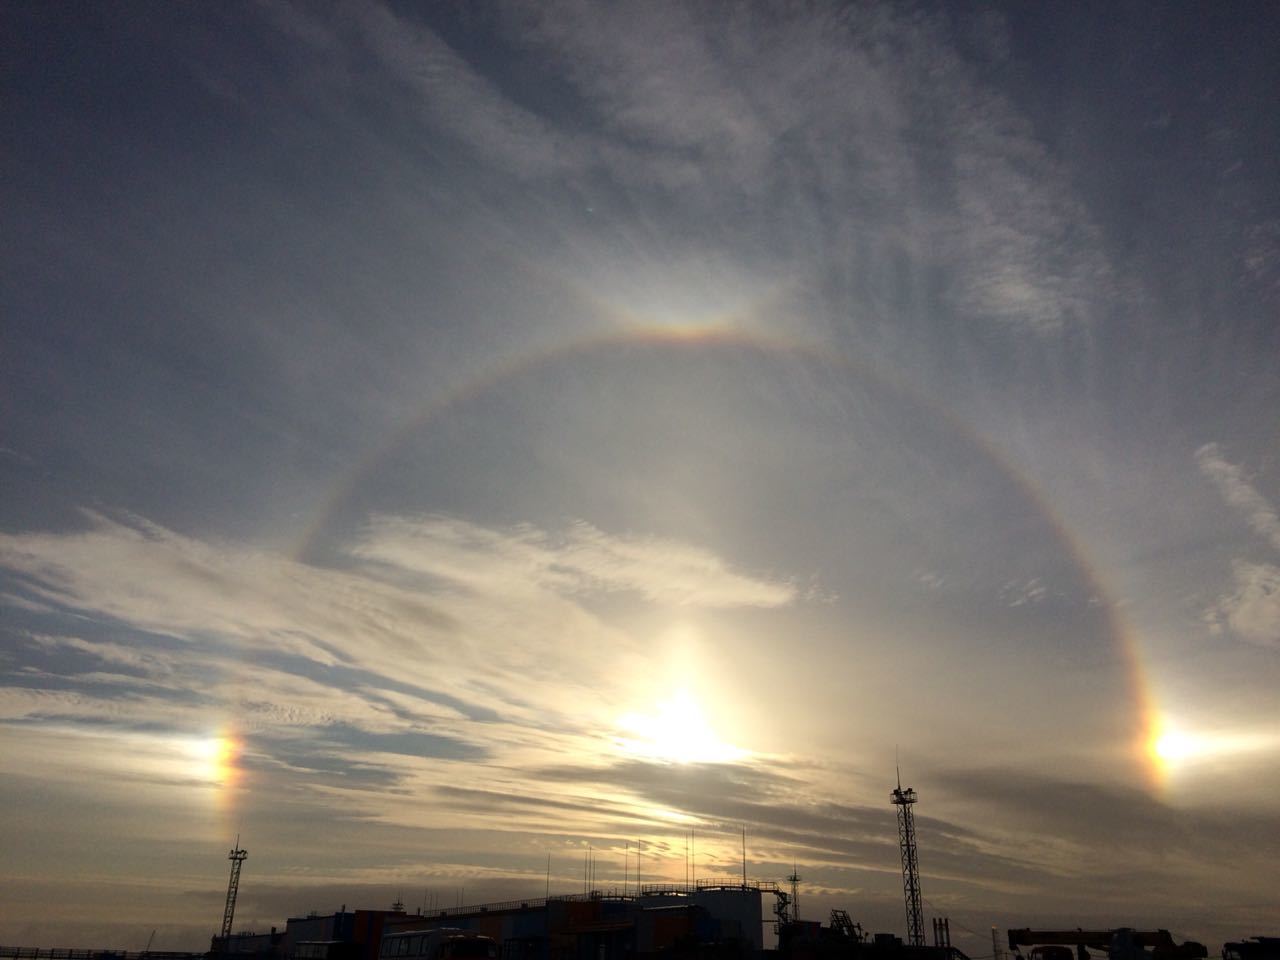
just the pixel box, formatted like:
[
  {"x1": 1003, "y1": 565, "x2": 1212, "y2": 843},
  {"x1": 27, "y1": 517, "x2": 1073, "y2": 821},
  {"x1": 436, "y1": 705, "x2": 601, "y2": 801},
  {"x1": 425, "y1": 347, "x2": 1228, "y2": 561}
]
[
  {"x1": 212, "y1": 925, "x2": 287, "y2": 959},
  {"x1": 211, "y1": 908, "x2": 408, "y2": 960},
  {"x1": 384, "y1": 883, "x2": 765, "y2": 960}
]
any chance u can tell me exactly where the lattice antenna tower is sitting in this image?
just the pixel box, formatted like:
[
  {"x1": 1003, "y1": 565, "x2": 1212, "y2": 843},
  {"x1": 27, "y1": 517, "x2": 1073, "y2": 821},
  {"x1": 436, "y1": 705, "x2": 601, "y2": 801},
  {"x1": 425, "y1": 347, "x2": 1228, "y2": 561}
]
[
  {"x1": 785, "y1": 864, "x2": 802, "y2": 922},
  {"x1": 890, "y1": 769, "x2": 924, "y2": 947},
  {"x1": 220, "y1": 836, "x2": 248, "y2": 940}
]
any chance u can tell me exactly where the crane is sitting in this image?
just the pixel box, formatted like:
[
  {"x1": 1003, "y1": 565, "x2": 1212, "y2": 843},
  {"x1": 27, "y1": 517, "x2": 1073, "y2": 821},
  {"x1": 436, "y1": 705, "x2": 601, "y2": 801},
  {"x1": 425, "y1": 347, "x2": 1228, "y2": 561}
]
[{"x1": 1008, "y1": 928, "x2": 1207, "y2": 960}]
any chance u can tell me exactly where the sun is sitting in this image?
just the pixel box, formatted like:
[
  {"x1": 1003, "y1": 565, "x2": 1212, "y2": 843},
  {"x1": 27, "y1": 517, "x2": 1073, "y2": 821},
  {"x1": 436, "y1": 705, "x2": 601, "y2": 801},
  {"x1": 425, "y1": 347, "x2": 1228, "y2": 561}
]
[
  {"x1": 1148, "y1": 714, "x2": 1280, "y2": 784},
  {"x1": 1147, "y1": 716, "x2": 1203, "y2": 779},
  {"x1": 617, "y1": 689, "x2": 746, "y2": 764},
  {"x1": 1153, "y1": 729, "x2": 1195, "y2": 764}
]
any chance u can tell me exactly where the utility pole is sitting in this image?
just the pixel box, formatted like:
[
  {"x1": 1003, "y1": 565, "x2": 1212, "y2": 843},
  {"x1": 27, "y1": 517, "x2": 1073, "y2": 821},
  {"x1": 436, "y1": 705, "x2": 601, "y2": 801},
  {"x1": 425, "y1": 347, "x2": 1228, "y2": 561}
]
[{"x1": 891, "y1": 771, "x2": 924, "y2": 947}]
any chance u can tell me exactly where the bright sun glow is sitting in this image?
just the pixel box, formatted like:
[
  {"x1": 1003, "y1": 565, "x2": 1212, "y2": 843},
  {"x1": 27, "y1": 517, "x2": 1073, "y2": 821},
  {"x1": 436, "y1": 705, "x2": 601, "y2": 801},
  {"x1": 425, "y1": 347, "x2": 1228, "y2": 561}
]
[
  {"x1": 1148, "y1": 715, "x2": 1280, "y2": 781},
  {"x1": 1154, "y1": 730, "x2": 1196, "y2": 763},
  {"x1": 1148, "y1": 717, "x2": 1211, "y2": 777},
  {"x1": 617, "y1": 689, "x2": 746, "y2": 764},
  {"x1": 187, "y1": 733, "x2": 243, "y2": 787}
]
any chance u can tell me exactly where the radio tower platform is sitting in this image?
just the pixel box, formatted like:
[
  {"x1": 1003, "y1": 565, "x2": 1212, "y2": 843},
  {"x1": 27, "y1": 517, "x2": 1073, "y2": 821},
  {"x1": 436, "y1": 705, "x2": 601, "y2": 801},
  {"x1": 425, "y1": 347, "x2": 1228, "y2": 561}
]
[
  {"x1": 891, "y1": 772, "x2": 924, "y2": 947},
  {"x1": 220, "y1": 837, "x2": 248, "y2": 939}
]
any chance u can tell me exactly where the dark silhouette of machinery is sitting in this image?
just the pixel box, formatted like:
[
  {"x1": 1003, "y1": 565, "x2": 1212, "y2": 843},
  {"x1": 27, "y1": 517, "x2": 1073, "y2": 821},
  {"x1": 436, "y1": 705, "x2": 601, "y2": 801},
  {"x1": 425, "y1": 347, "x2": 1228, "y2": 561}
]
[
  {"x1": 1223, "y1": 939, "x2": 1280, "y2": 960},
  {"x1": 829, "y1": 909, "x2": 866, "y2": 943},
  {"x1": 1008, "y1": 928, "x2": 1207, "y2": 960}
]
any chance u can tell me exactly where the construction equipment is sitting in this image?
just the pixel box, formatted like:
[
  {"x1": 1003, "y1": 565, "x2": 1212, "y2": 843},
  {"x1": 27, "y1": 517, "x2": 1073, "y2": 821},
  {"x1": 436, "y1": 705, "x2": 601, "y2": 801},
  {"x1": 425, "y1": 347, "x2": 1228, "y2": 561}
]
[
  {"x1": 1223, "y1": 939, "x2": 1280, "y2": 960},
  {"x1": 829, "y1": 909, "x2": 865, "y2": 943},
  {"x1": 1008, "y1": 928, "x2": 1207, "y2": 960}
]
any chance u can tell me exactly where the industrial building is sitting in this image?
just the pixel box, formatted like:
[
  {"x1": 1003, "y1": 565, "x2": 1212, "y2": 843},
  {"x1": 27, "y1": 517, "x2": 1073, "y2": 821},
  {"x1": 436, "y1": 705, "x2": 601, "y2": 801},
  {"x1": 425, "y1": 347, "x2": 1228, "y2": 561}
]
[
  {"x1": 209, "y1": 880, "x2": 977, "y2": 960},
  {"x1": 200, "y1": 782, "x2": 963, "y2": 960},
  {"x1": 383, "y1": 881, "x2": 767, "y2": 960},
  {"x1": 208, "y1": 881, "x2": 780, "y2": 960},
  {"x1": 211, "y1": 907, "x2": 406, "y2": 960}
]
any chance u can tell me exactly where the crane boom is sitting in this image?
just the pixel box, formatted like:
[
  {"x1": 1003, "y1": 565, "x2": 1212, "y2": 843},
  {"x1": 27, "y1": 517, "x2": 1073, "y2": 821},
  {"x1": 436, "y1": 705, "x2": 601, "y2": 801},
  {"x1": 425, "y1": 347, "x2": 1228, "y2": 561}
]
[{"x1": 1008, "y1": 929, "x2": 1206, "y2": 960}]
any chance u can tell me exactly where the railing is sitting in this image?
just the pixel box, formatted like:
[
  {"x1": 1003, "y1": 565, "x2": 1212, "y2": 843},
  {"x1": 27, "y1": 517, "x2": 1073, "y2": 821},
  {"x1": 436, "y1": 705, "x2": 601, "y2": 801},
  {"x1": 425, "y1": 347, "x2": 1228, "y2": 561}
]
[
  {"x1": 639, "y1": 880, "x2": 780, "y2": 894},
  {"x1": 414, "y1": 890, "x2": 633, "y2": 918},
  {"x1": 414, "y1": 889, "x2": 647, "y2": 919},
  {"x1": 397, "y1": 880, "x2": 779, "y2": 920}
]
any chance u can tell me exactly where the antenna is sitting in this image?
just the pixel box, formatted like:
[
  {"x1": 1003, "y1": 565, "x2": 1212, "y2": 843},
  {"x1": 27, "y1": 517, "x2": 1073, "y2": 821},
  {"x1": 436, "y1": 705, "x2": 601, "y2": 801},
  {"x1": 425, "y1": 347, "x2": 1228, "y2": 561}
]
[
  {"x1": 220, "y1": 836, "x2": 248, "y2": 940},
  {"x1": 546, "y1": 854, "x2": 551, "y2": 899},
  {"x1": 786, "y1": 864, "x2": 801, "y2": 921},
  {"x1": 741, "y1": 826, "x2": 747, "y2": 886},
  {"x1": 890, "y1": 774, "x2": 924, "y2": 947}
]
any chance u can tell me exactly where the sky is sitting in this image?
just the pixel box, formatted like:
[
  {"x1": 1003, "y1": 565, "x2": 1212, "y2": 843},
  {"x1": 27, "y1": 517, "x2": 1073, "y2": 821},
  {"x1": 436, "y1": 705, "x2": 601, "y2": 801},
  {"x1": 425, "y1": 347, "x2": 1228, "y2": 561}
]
[{"x1": 2, "y1": 0, "x2": 1279, "y2": 952}]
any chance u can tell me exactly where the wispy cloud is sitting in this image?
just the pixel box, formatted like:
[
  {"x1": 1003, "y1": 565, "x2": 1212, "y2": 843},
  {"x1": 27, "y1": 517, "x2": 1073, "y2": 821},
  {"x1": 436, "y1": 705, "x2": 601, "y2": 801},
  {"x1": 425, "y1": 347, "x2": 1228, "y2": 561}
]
[
  {"x1": 1000, "y1": 577, "x2": 1049, "y2": 607},
  {"x1": 1195, "y1": 444, "x2": 1280, "y2": 647},
  {"x1": 0, "y1": 511, "x2": 794, "y2": 688},
  {"x1": 258, "y1": 0, "x2": 1111, "y2": 335},
  {"x1": 1197, "y1": 443, "x2": 1280, "y2": 552},
  {"x1": 0, "y1": 510, "x2": 804, "y2": 816},
  {"x1": 352, "y1": 2, "x2": 588, "y2": 181},
  {"x1": 1204, "y1": 561, "x2": 1280, "y2": 649},
  {"x1": 353, "y1": 514, "x2": 796, "y2": 609},
  {"x1": 29, "y1": 633, "x2": 179, "y2": 676},
  {"x1": 1243, "y1": 216, "x2": 1280, "y2": 297},
  {"x1": 517, "y1": 1, "x2": 1113, "y2": 331},
  {"x1": 0, "y1": 510, "x2": 455, "y2": 668},
  {"x1": 940, "y1": 766, "x2": 1280, "y2": 905}
]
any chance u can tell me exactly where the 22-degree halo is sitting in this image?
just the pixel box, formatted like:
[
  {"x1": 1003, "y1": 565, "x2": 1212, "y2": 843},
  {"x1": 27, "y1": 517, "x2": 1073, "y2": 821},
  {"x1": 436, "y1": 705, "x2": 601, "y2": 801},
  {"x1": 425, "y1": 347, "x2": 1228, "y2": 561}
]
[{"x1": 290, "y1": 324, "x2": 1163, "y2": 789}]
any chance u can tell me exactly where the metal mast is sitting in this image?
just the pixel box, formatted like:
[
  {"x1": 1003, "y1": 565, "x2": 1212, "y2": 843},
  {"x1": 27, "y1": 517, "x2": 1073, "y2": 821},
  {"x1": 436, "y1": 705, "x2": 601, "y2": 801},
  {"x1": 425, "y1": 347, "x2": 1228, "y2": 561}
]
[
  {"x1": 785, "y1": 865, "x2": 802, "y2": 922},
  {"x1": 890, "y1": 772, "x2": 924, "y2": 946},
  {"x1": 220, "y1": 836, "x2": 248, "y2": 940}
]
